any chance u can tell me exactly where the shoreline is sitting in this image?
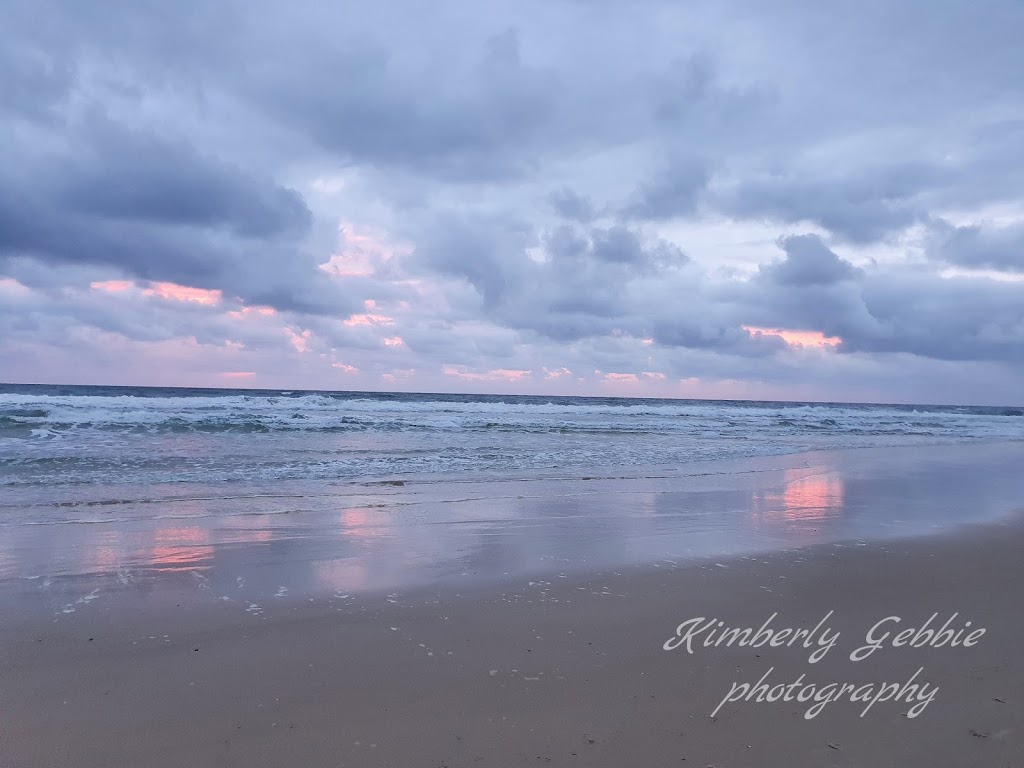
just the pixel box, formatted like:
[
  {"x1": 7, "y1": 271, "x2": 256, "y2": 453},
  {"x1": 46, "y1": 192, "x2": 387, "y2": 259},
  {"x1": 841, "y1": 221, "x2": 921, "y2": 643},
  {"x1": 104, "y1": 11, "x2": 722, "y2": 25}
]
[
  {"x1": 3, "y1": 511, "x2": 1023, "y2": 766},
  {"x1": 4, "y1": 441, "x2": 1024, "y2": 603}
]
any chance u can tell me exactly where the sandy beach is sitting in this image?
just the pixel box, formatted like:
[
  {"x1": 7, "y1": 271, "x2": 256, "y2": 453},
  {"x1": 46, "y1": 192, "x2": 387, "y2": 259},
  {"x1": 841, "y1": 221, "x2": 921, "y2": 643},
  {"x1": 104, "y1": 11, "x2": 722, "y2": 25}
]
[{"x1": 3, "y1": 444, "x2": 1023, "y2": 767}]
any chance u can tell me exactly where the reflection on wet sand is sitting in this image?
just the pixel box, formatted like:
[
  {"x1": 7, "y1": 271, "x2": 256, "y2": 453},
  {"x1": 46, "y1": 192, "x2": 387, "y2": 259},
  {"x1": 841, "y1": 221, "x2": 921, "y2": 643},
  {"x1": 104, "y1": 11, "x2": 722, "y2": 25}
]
[
  {"x1": 752, "y1": 469, "x2": 845, "y2": 537},
  {"x1": 3, "y1": 444, "x2": 1023, "y2": 609},
  {"x1": 314, "y1": 559, "x2": 369, "y2": 592},
  {"x1": 148, "y1": 527, "x2": 214, "y2": 572},
  {"x1": 89, "y1": 531, "x2": 127, "y2": 573},
  {"x1": 339, "y1": 507, "x2": 392, "y2": 540}
]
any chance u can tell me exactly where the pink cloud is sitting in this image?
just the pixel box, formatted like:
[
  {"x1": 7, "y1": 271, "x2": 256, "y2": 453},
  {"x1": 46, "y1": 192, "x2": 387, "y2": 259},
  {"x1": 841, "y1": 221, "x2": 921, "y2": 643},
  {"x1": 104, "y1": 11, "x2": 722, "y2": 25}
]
[
  {"x1": 602, "y1": 372, "x2": 641, "y2": 383},
  {"x1": 743, "y1": 325, "x2": 841, "y2": 348},
  {"x1": 226, "y1": 305, "x2": 276, "y2": 319},
  {"x1": 442, "y1": 366, "x2": 532, "y2": 382},
  {"x1": 383, "y1": 336, "x2": 404, "y2": 347},
  {"x1": 319, "y1": 222, "x2": 412, "y2": 278},
  {"x1": 543, "y1": 367, "x2": 572, "y2": 379},
  {"x1": 89, "y1": 280, "x2": 134, "y2": 293},
  {"x1": 144, "y1": 281, "x2": 222, "y2": 305},
  {"x1": 221, "y1": 371, "x2": 255, "y2": 379},
  {"x1": 344, "y1": 313, "x2": 394, "y2": 327},
  {"x1": 285, "y1": 328, "x2": 313, "y2": 352},
  {"x1": 332, "y1": 362, "x2": 358, "y2": 373},
  {"x1": 381, "y1": 369, "x2": 415, "y2": 382},
  {"x1": 642, "y1": 371, "x2": 666, "y2": 380}
]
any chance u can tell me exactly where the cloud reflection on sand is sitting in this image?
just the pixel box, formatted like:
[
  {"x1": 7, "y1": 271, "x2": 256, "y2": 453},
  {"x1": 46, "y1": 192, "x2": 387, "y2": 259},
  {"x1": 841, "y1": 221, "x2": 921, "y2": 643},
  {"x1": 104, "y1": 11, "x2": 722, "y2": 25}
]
[
  {"x1": 751, "y1": 469, "x2": 845, "y2": 539},
  {"x1": 339, "y1": 507, "x2": 392, "y2": 541},
  {"x1": 3, "y1": 444, "x2": 1024, "y2": 612},
  {"x1": 149, "y1": 527, "x2": 214, "y2": 572}
]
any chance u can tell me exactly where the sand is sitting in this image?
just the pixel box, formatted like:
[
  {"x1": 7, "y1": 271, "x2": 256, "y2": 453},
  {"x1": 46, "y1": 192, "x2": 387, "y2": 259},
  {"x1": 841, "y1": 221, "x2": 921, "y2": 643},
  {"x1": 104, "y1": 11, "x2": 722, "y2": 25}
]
[{"x1": 3, "y1": 511, "x2": 1023, "y2": 767}]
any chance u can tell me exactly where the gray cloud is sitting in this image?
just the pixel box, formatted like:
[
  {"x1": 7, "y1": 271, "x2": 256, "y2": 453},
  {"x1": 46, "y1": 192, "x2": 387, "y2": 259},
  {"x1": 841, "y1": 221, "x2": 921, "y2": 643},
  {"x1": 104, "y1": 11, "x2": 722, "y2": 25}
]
[
  {"x1": 0, "y1": 111, "x2": 348, "y2": 315},
  {"x1": 717, "y1": 165, "x2": 942, "y2": 244},
  {"x1": 621, "y1": 154, "x2": 709, "y2": 221},
  {"x1": 928, "y1": 220, "x2": 1024, "y2": 273},
  {"x1": 2, "y1": 0, "x2": 1024, "y2": 401},
  {"x1": 760, "y1": 234, "x2": 861, "y2": 286},
  {"x1": 548, "y1": 189, "x2": 596, "y2": 223}
]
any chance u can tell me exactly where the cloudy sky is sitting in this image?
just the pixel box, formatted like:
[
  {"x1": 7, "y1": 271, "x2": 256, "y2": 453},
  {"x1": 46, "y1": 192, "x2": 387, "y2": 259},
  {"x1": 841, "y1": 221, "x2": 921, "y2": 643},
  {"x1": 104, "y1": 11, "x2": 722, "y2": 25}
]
[{"x1": 2, "y1": 0, "x2": 1023, "y2": 404}]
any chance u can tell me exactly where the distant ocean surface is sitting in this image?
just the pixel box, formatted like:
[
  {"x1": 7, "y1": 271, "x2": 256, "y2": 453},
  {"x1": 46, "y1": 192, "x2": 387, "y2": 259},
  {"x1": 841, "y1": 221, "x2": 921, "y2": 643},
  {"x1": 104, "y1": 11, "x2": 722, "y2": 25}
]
[{"x1": 2, "y1": 384, "x2": 1023, "y2": 489}]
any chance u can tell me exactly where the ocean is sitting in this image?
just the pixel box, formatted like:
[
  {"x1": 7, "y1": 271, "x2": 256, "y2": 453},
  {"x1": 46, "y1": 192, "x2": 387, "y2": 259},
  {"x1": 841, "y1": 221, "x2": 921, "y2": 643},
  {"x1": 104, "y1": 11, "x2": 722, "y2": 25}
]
[
  {"x1": 3, "y1": 384, "x2": 1022, "y2": 488},
  {"x1": 3, "y1": 384, "x2": 1024, "y2": 594}
]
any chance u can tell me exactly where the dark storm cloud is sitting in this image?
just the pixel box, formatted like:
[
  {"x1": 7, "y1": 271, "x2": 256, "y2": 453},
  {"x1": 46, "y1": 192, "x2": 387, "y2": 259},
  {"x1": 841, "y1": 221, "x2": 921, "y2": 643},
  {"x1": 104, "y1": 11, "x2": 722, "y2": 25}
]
[
  {"x1": 717, "y1": 165, "x2": 942, "y2": 244},
  {"x1": 413, "y1": 216, "x2": 692, "y2": 331},
  {"x1": 0, "y1": 35, "x2": 75, "y2": 123},
  {"x1": 844, "y1": 274, "x2": 1024, "y2": 363},
  {"x1": 548, "y1": 189, "x2": 596, "y2": 223},
  {"x1": 741, "y1": 237, "x2": 1024, "y2": 364},
  {"x1": 760, "y1": 234, "x2": 861, "y2": 286},
  {"x1": 928, "y1": 220, "x2": 1024, "y2": 273},
  {"x1": 0, "y1": 111, "x2": 348, "y2": 315},
  {"x1": 251, "y1": 28, "x2": 563, "y2": 181},
  {"x1": 411, "y1": 214, "x2": 789, "y2": 358},
  {"x1": 621, "y1": 154, "x2": 709, "y2": 221},
  {"x1": 61, "y1": 116, "x2": 310, "y2": 239}
]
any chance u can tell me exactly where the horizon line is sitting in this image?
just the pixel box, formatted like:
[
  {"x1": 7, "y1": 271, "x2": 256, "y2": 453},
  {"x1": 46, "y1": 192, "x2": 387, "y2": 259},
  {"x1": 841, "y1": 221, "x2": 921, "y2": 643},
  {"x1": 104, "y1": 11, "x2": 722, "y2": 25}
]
[{"x1": 1, "y1": 380, "x2": 1021, "y2": 412}]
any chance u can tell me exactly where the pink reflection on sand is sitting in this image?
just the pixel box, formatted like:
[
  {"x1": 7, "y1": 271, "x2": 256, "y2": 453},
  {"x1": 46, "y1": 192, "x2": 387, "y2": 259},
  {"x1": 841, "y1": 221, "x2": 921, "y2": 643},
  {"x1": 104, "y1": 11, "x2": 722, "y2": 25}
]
[
  {"x1": 752, "y1": 470, "x2": 845, "y2": 533},
  {"x1": 88, "y1": 531, "x2": 127, "y2": 573},
  {"x1": 340, "y1": 508, "x2": 392, "y2": 541},
  {"x1": 148, "y1": 527, "x2": 214, "y2": 572},
  {"x1": 314, "y1": 560, "x2": 368, "y2": 592}
]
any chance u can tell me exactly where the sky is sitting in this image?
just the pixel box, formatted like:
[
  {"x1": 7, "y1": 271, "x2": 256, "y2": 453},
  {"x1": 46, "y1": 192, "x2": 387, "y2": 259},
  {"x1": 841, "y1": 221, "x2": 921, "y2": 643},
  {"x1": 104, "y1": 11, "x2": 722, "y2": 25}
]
[{"x1": 2, "y1": 0, "x2": 1024, "y2": 405}]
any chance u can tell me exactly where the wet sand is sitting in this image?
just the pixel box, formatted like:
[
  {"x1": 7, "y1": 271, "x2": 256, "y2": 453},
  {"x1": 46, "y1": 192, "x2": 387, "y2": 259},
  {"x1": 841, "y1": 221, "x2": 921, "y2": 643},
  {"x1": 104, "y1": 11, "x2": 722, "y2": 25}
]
[{"x1": 3, "y1": 512, "x2": 1023, "y2": 767}]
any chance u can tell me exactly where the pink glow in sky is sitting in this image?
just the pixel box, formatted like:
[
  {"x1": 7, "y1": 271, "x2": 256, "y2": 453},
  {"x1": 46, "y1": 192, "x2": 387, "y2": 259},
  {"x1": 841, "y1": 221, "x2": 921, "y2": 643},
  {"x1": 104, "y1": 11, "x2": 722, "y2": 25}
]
[
  {"x1": 89, "y1": 280, "x2": 135, "y2": 292},
  {"x1": 144, "y1": 282, "x2": 222, "y2": 305},
  {"x1": 226, "y1": 305, "x2": 276, "y2": 319},
  {"x1": 285, "y1": 328, "x2": 312, "y2": 352},
  {"x1": 601, "y1": 372, "x2": 641, "y2": 383},
  {"x1": 90, "y1": 279, "x2": 223, "y2": 305},
  {"x1": 743, "y1": 326, "x2": 841, "y2": 348},
  {"x1": 442, "y1": 366, "x2": 532, "y2": 382},
  {"x1": 344, "y1": 313, "x2": 394, "y2": 327}
]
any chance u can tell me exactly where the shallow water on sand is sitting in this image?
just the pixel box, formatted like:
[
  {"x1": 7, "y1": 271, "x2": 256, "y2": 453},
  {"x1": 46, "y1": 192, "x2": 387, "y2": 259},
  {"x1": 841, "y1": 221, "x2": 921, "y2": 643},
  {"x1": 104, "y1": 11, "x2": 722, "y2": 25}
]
[{"x1": 2, "y1": 442, "x2": 1023, "y2": 619}]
